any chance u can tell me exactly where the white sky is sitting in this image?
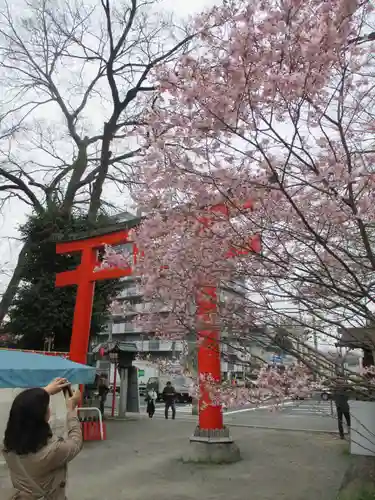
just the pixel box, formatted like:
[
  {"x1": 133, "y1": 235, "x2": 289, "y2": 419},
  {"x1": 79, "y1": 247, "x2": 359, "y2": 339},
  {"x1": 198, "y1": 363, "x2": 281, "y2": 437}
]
[
  {"x1": 0, "y1": 0, "x2": 220, "y2": 290},
  {"x1": 162, "y1": 0, "x2": 219, "y2": 17}
]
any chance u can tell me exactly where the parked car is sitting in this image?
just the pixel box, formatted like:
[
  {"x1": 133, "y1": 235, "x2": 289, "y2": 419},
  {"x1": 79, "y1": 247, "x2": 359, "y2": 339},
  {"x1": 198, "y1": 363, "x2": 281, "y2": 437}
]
[
  {"x1": 109, "y1": 385, "x2": 120, "y2": 394},
  {"x1": 320, "y1": 380, "x2": 333, "y2": 401},
  {"x1": 138, "y1": 383, "x2": 147, "y2": 397},
  {"x1": 146, "y1": 375, "x2": 193, "y2": 403},
  {"x1": 321, "y1": 390, "x2": 332, "y2": 401},
  {"x1": 291, "y1": 389, "x2": 310, "y2": 400},
  {"x1": 320, "y1": 384, "x2": 333, "y2": 401}
]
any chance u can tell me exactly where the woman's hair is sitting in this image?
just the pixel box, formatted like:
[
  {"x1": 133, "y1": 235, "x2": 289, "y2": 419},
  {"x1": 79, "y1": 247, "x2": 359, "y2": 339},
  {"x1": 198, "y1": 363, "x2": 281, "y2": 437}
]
[{"x1": 3, "y1": 388, "x2": 52, "y2": 455}]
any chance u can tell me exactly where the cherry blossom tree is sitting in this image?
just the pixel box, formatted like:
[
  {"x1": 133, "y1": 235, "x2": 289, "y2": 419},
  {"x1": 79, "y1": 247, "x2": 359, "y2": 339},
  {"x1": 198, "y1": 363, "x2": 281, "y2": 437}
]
[
  {"x1": 101, "y1": 0, "x2": 375, "y2": 404},
  {"x1": 129, "y1": 0, "x2": 374, "y2": 336}
]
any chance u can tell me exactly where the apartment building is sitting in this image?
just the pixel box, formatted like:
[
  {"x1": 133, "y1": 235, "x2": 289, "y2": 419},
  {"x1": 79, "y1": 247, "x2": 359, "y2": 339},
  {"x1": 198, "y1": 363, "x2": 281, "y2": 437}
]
[
  {"x1": 94, "y1": 210, "x2": 185, "y2": 360},
  {"x1": 219, "y1": 278, "x2": 276, "y2": 378}
]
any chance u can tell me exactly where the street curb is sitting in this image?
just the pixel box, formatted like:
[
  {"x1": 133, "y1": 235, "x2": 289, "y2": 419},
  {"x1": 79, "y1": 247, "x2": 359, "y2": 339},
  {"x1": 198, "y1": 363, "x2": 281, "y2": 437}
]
[
  {"x1": 105, "y1": 416, "x2": 142, "y2": 421},
  {"x1": 224, "y1": 422, "x2": 338, "y2": 434},
  {"x1": 153, "y1": 416, "x2": 339, "y2": 434}
]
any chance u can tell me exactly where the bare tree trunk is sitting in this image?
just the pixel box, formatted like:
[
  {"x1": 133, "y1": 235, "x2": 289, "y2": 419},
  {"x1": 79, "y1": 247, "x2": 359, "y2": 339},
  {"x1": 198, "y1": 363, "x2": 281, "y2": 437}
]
[
  {"x1": 61, "y1": 142, "x2": 88, "y2": 215},
  {"x1": 87, "y1": 124, "x2": 115, "y2": 223},
  {"x1": 0, "y1": 240, "x2": 30, "y2": 325}
]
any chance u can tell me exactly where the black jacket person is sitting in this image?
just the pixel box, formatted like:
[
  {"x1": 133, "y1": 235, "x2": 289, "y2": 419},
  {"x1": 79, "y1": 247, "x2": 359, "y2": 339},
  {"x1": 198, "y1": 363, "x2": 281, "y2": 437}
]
[
  {"x1": 333, "y1": 378, "x2": 351, "y2": 439},
  {"x1": 162, "y1": 381, "x2": 176, "y2": 420},
  {"x1": 98, "y1": 373, "x2": 109, "y2": 416}
]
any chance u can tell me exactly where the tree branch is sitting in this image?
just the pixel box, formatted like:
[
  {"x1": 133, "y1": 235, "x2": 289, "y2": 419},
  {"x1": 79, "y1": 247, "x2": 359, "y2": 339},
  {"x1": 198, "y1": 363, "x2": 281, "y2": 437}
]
[{"x1": 0, "y1": 167, "x2": 44, "y2": 214}]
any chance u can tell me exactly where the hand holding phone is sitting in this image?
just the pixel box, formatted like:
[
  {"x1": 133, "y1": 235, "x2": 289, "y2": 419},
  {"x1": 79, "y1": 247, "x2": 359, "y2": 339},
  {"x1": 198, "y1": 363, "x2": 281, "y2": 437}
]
[
  {"x1": 63, "y1": 385, "x2": 73, "y2": 398},
  {"x1": 44, "y1": 378, "x2": 70, "y2": 396},
  {"x1": 66, "y1": 389, "x2": 82, "y2": 411}
]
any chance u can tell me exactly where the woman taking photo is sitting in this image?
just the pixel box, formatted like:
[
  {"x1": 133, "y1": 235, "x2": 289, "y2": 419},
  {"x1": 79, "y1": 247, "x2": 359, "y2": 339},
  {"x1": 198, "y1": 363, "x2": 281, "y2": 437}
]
[{"x1": 3, "y1": 378, "x2": 82, "y2": 499}]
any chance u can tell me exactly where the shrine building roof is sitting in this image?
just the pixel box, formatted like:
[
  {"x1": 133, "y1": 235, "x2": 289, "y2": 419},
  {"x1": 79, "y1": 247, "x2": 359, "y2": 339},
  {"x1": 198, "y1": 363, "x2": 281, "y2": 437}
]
[{"x1": 51, "y1": 215, "x2": 142, "y2": 243}]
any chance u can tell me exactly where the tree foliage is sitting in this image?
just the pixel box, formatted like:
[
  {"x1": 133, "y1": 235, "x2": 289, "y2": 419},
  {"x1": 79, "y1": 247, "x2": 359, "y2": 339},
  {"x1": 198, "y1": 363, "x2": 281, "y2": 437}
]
[
  {"x1": 119, "y1": 0, "x2": 375, "y2": 373},
  {"x1": 0, "y1": 0, "x2": 193, "y2": 324},
  {"x1": 6, "y1": 210, "x2": 125, "y2": 351}
]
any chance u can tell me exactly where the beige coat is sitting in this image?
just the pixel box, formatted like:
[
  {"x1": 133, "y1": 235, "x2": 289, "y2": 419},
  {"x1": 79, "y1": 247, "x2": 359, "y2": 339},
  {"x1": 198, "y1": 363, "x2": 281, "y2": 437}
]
[{"x1": 2, "y1": 410, "x2": 82, "y2": 499}]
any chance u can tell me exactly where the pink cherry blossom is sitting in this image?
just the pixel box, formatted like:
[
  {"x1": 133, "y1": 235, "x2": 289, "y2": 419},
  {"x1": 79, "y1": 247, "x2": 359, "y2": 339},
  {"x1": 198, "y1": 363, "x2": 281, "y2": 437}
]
[
  {"x1": 100, "y1": 244, "x2": 131, "y2": 270},
  {"x1": 102, "y1": 0, "x2": 375, "y2": 405}
]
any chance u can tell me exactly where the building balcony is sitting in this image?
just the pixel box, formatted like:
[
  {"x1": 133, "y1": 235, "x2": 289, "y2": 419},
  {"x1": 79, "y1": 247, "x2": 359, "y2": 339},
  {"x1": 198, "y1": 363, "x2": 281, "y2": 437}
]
[
  {"x1": 117, "y1": 286, "x2": 143, "y2": 298},
  {"x1": 97, "y1": 327, "x2": 185, "y2": 353},
  {"x1": 111, "y1": 322, "x2": 144, "y2": 334},
  {"x1": 121, "y1": 301, "x2": 171, "y2": 315},
  {"x1": 134, "y1": 340, "x2": 185, "y2": 352}
]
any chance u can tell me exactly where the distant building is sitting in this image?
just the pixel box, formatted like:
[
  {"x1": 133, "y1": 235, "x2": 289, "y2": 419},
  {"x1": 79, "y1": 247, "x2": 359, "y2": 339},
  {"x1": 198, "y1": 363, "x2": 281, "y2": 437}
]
[
  {"x1": 93, "y1": 210, "x2": 184, "y2": 361},
  {"x1": 337, "y1": 326, "x2": 375, "y2": 367},
  {"x1": 219, "y1": 278, "x2": 296, "y2": 378}
]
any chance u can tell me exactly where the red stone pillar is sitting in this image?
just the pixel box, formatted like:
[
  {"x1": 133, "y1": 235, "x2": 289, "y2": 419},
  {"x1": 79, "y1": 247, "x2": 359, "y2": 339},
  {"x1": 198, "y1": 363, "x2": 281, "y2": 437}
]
[
  {"x1": 196, "y1": 286, "x2": 223, "y2": 430},
  {"x1": 68, "y1": 247, "x2": 97, "y2": 365}
]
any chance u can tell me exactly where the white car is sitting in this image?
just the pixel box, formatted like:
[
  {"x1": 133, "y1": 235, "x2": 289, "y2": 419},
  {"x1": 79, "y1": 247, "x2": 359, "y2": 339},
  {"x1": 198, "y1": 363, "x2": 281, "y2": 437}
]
[
  {"x1": 291, "y1": 389, "x2": 310, "y2": 400},
  {"x1": 320, "y1": 390, "x2": 332, "y2": 401}
]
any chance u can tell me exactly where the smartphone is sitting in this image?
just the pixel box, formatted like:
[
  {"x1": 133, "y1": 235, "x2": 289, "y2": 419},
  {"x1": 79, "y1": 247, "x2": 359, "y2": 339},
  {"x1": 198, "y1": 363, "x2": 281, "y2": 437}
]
[{"x1": 63, "y1": 384, "x2": 73, "y2": 398}]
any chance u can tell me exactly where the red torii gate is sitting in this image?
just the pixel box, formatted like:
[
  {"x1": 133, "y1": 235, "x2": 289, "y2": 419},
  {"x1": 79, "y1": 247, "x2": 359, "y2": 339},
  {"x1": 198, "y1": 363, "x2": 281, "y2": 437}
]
[
  {"x1": 55, "y1": 230, "x2": 134, "y2": 365},
  {"x1": 55, "y1": 201, "x2": 260, "y2": 433}
]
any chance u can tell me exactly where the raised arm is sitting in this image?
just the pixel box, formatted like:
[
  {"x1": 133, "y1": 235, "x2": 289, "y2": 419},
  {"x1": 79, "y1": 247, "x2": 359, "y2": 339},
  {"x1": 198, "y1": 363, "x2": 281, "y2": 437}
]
[{"x1": 45, "y1": 391, "x2": 83, "y2": 471}]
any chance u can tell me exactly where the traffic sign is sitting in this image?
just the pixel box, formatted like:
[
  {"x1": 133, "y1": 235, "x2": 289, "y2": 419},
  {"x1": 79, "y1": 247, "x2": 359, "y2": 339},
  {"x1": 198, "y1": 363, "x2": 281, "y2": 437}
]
[{"x1": 271, "y1": 355, "x2": 282, "y2": 364}]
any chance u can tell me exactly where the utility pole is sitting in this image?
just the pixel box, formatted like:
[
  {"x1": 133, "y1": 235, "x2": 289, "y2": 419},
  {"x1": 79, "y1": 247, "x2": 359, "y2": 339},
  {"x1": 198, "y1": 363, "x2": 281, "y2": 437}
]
[
  {"x1": 108, "y1": 317, "x2": 113, "y2": 343},
  {"x1": 313, "y1": 331, "x2": 318, "y2": 351},
  {"x1": 312, "y1": 317, "x2": 318, "y2": 380},
  {"x1": 44, "y1": 334, "x2": 54, "y2": 352},
  {"x1": 185, "y1": 330, "x2": 198, "y2": 416},
  {"x1": 313, "y1": 316, "x2": 318, "y2": 351}
]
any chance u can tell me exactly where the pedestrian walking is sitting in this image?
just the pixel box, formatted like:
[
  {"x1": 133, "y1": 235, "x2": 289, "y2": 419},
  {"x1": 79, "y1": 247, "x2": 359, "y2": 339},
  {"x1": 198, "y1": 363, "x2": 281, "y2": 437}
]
[
  {"x1": 145, "y1": 388, "x2": 157, "y2": 418},
  {"x1": 3, "y1": 378, "x2": 82, "y2": 499},
  {"x1": 333, "y1": 377, "x2": 351, "y2": 439},
  {"x1": 98, "y1": 372, "x2": 109, "y2": 417},
  {"x1": 163, "y1": 381, "x2": 176, "y2": 420}
]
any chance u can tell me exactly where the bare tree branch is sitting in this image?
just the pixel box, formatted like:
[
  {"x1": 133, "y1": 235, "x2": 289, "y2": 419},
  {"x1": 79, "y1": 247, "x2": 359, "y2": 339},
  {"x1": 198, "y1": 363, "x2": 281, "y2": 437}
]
[{"x1": 0, "y1": 0, "x2": 194, "y2": 323}]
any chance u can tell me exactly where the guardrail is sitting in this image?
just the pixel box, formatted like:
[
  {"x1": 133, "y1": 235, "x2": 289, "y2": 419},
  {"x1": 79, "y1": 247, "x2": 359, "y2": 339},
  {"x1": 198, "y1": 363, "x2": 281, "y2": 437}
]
[{"x1": 77, "y1": 407, "x2": 104, "y2": 440}]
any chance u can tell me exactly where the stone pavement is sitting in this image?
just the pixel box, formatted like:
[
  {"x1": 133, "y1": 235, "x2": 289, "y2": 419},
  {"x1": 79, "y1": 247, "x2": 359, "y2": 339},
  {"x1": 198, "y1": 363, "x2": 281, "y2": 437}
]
[
  {"x1": 225, "y1": 403, "x2": 339, "y2": 433},
  {"x1": 0, "y1": 419, "x2": 349, "y2": 500}
]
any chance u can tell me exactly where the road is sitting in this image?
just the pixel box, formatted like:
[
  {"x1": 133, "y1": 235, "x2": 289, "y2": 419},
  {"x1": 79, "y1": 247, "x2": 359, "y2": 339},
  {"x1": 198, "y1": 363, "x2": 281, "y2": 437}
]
[
  {"x1": 105, "y1": 392, "x2": 341, "y2": 434},
  {"x1": 225, "y1": 399, "x2": 339, "y2": 433},
  {"x1": 137, "y1": 399, "x2": 341, "y2": 433}
]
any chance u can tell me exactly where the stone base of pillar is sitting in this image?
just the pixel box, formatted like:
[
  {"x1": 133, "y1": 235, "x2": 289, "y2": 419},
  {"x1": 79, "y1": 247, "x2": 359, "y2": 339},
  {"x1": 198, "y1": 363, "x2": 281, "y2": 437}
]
[{"x1": 182, "y1": 426, "x2": 241, "y2": 464}]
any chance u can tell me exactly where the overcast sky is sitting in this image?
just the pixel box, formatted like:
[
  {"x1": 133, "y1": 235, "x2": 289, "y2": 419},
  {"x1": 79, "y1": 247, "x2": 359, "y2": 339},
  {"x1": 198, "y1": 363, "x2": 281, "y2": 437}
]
[{"x1": 0, "y1": 0, "x2": 220, "y2": 290}]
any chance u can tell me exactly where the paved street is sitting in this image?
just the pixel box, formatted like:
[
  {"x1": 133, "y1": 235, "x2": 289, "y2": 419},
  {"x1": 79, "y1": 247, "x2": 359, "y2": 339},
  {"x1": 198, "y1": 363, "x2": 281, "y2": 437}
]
[
  {"x1": 137, "y1": 399, "x2": 341, "y2": 434},
  {"x1": 226, "y1": 399, "x2": 340, "y2": 433},
  {"x1": 0, "y1": 418, "x2": 348, "y2": 500}
]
